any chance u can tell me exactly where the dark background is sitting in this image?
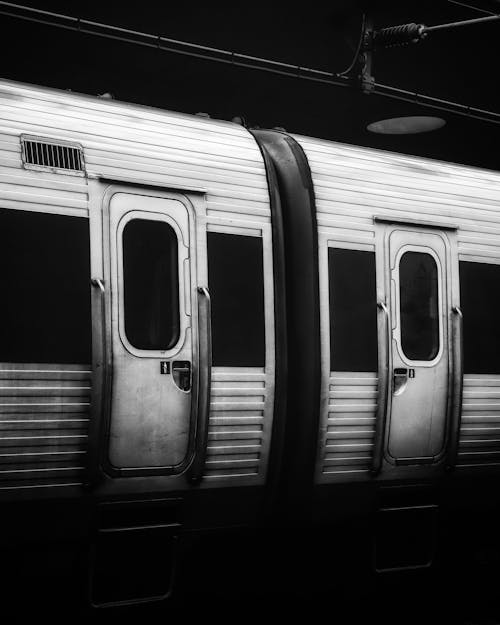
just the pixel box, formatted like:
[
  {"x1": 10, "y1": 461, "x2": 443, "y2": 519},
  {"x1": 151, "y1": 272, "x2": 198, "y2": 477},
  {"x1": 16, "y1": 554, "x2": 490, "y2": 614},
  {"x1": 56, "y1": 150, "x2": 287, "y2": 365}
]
[
  {"x1": 2, "y1": 3, "x2": 500, "y2": 621},
  {"x1": 1, "y1": 0, "x2": 499, "y2": 171}
]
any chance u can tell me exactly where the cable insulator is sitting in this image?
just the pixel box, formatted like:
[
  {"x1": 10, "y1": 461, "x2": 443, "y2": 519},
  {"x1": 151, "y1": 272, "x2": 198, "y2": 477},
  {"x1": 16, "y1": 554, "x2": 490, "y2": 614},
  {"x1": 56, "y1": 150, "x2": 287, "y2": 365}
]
[{"x1": 372, "y1": 23, "x2": 426, "y2": 48}]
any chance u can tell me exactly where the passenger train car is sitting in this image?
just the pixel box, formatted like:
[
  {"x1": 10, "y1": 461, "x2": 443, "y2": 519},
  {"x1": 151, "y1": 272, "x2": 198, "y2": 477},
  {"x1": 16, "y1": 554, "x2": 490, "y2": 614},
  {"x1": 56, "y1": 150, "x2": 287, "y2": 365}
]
[{"x1": 1, "y1": 78, "x2": 500, "y2": 611}]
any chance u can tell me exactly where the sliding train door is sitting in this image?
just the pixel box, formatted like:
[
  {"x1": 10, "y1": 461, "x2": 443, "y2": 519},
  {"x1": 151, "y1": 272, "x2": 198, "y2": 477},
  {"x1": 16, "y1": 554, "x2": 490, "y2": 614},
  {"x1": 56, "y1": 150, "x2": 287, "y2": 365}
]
[
  {"x1": 106, "y1": 190, "x2": 196, "y2": 474},
  {"x1": 380, "y1": 224, "x2": 454, "y2": 464}
]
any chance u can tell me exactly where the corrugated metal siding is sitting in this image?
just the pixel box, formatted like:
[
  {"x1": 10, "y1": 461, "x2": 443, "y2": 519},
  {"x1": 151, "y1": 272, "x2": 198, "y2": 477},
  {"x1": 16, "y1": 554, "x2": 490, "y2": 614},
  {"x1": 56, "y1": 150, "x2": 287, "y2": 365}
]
[
  {"x1": 295, "y1": 136, "x2": 500, "y2": 253},
  {"x1": 0, "y1": 156, "x2": 88, "y2": 218},
  {"x1": 0, "y1": 363, "x2": 90, "y2": 490},
  {"x1": 295, "y1": 134, "x2": 500, "y2": 479},
  {"x1": 321, "y1": 372, "x2": 377, "y2": 478},
  {"x1": 203, "y1": 368, "x2": 267, "y2": 479},
  {"x1": 0, "y1": 80, "x2": 269, "y2": 222},
  {"x1": 457, "y1": 375, "x2": 500, "y2": 467}
]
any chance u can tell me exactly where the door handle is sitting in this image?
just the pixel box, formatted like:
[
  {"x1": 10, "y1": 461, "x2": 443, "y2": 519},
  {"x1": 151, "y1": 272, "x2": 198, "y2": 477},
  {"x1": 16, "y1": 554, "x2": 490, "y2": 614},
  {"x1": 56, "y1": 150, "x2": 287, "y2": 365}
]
[
  {"x1": 447, "y1": 305, "x2": 464, "y2": 469},
  {"x1": 188, "y1": 286, "x2": 212, "y2": 483},
  {"x1": 172, "y1": 361, "x2": 191, "y2": 391},
  {"x1": 393, "y1": 368, "x2": 409, "y2": 395},
  {"x1": 87, "y1": 277, "x2": 107, "y2": 488},
  {"x1": 372, "y1": 300, "x2": 391, "y2": 475}
]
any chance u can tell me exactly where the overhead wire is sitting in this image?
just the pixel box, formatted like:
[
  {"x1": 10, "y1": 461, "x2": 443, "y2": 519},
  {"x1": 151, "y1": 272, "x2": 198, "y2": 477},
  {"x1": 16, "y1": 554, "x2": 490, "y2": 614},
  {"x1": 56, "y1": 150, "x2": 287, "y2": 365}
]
[
  {"x1": 372, "y1": 82, "x2": 500, "y2": 125},
  {"x1": 0, "y1": 1, "x2": 352, "y2": 88},
  {"x1": 447, "y1": 1, "x2": 497, "y2": 16},
  {"x1": 423, "y1": 13, "x2": 500, "y2": 33},
  {"x1": 336, "y1": 13, "x2": 366, "y2": 76},
  {"x1": 0, "y1": 1, "x2": 499, "y2": 126}
]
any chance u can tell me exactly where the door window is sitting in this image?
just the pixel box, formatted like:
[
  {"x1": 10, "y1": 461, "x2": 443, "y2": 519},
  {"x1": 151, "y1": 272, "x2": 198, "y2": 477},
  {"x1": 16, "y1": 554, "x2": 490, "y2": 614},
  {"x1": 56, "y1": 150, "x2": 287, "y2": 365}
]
[
  {"x1": 399, "y1": 251, "x2": 439, "y2": 361},
  {"x1": 122, "y1": 218, "x2": 180, "y2": 351}
]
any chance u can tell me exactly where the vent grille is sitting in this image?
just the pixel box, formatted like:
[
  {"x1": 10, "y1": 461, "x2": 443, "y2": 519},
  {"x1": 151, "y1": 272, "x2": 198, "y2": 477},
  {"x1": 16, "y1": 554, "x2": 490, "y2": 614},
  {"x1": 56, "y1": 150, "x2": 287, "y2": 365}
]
[{"x1": 21, "y1": 136, "x2": 85, "y2": 174}]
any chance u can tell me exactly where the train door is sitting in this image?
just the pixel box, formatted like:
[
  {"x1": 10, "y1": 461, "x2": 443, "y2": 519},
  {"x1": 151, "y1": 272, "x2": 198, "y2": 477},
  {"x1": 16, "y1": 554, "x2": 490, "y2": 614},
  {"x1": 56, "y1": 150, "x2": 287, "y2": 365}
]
[
  {"x1": 381, "y1": 225, "x2": 453, "y2": 464},
  {"x1": 106, "y1": 190, "x2": 196, "y2": 473}
]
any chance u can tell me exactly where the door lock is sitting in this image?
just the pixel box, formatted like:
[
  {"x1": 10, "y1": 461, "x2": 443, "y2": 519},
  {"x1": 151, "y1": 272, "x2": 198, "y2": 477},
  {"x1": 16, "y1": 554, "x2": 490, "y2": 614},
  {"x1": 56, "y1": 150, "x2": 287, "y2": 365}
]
[{"x1": 172, "y1": 361, "x2": 191, "y2": 392}]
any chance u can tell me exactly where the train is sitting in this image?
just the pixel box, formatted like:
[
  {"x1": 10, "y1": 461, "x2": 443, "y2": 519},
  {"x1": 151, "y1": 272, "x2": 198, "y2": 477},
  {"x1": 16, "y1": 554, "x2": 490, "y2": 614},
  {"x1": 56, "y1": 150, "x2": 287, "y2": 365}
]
[{"x1": 1, "y1": 77, "x2": 500, "y2": 614}]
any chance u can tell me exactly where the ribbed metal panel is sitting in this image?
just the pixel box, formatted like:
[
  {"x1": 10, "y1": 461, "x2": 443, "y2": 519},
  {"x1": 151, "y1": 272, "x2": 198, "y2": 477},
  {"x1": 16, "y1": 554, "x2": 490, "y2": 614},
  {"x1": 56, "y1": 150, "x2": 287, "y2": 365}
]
[
  {"x1": 203, "y1": 368, "x2": 267, "y2": 480},
  {"x1": 321, "y1": 372, "x2": 377, "y2": 477},
  {"x1": 457, "y1": 375, "x2": 500, "y2": 467},
  {"x1": 0, "y1": 363, "x2": 90, "y2": 490},
  {"x1": 295, "y1": 135, "x2": 500, "y2": 261},
  {"x1": 0, "y1": 80, "x2": 269, "y2": 223}
]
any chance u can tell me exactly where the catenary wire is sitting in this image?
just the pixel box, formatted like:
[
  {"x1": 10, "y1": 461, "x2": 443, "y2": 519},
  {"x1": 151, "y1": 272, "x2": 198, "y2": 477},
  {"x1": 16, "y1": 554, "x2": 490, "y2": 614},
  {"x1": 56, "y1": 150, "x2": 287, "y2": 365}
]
[
  {"x1": 447, "y1": 1, "x2": 497, "y2": 16},
  {"x1": 423, "y1": 13, "x2": 500, "y2": 32},
  {"x1": 336, "y1": 13, "x2": 366, "y2": 76}
]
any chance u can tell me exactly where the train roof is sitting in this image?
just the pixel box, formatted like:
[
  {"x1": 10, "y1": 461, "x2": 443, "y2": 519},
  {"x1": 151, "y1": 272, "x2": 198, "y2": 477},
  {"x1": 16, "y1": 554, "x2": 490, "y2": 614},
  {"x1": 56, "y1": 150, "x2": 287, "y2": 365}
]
[{"x1": 2, "y1": 76, "x2": 500, "y2": 201}]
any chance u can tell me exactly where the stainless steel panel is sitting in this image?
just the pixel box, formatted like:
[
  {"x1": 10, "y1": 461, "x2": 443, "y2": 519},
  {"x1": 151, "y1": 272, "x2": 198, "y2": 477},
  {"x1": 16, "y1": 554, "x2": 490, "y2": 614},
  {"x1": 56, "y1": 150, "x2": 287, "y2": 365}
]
[{"x1": 0, "y1": 363, "x2": 90, "y2": 490}]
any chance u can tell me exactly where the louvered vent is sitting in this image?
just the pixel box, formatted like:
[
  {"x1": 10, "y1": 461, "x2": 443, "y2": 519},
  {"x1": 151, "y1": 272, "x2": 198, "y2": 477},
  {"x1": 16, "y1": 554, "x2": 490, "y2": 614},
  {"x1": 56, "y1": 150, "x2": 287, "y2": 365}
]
[{"x1": 21, "y1": 136, "x2": 85, "y2": 174}]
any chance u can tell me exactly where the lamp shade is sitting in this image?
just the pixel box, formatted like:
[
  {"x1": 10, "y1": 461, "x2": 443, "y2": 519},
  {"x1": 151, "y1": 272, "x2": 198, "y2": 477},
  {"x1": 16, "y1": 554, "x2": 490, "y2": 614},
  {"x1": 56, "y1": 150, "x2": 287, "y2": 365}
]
[{"x1": 367, "y1": 116, "x2": 446, "y2": 135}]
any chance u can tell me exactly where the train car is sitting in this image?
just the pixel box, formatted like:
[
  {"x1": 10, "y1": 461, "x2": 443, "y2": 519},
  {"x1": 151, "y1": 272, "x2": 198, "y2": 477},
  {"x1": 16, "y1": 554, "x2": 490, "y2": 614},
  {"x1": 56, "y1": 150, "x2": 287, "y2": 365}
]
[
  {"x1": 1, "y1": 78, "x2": 500, "y2": 613},
  {"x1": 0, "y1": 78, "x2": 282, "y2": 610},
  {"x1": 255, "y1": 130, "x2": 500, "y2": 585}
]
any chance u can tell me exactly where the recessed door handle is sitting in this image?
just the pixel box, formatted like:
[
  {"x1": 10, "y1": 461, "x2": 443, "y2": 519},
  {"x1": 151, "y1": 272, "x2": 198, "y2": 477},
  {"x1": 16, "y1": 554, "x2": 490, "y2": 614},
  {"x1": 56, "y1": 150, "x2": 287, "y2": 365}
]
[
  {"x1": 393, "y1": 368, "x2": 409, "y2": 395},
  {"x1": 172, "y1": 361, "x2": 191, "y2": 391}
]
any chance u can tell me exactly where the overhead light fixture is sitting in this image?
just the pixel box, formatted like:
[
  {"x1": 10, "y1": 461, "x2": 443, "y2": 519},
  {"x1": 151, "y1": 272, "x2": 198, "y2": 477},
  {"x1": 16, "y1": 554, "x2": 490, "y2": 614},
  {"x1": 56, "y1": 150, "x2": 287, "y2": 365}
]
[{"x1": 367, "y1": 116, "x2": 446, "y2": 135}]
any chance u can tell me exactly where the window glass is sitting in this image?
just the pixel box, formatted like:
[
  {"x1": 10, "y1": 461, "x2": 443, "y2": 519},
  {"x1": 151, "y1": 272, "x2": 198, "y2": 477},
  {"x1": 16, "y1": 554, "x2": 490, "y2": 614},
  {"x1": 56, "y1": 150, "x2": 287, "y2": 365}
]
[
  {"x1": 328, "y1": 248, "x2": 378, "y2": 372},
  {"x1": 460, "y1": 261, "x2": 500, "y2": 373},
  {"x1": 0, "y1": 208, "x2": 91, "y2": 363},
  {"x1": 123, "y1": 219, "x2": 179, "y2": 351},
  {"x1": 399, "y1": 251, "x2": 439, "y2": 361},
  {"x1": 207, "y1": 232, "x2": 265, "y2": 367}
]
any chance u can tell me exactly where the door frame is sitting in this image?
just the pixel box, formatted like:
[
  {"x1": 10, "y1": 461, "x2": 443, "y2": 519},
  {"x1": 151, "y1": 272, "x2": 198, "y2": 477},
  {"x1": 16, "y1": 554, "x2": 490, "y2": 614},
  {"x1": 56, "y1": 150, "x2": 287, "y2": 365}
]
[
  {"x1": 372, "y1": 216, "x2": 460, "y2": 474},
  {"x1": 86, "y1": 180, "x2": 208, "y2": 484}
]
